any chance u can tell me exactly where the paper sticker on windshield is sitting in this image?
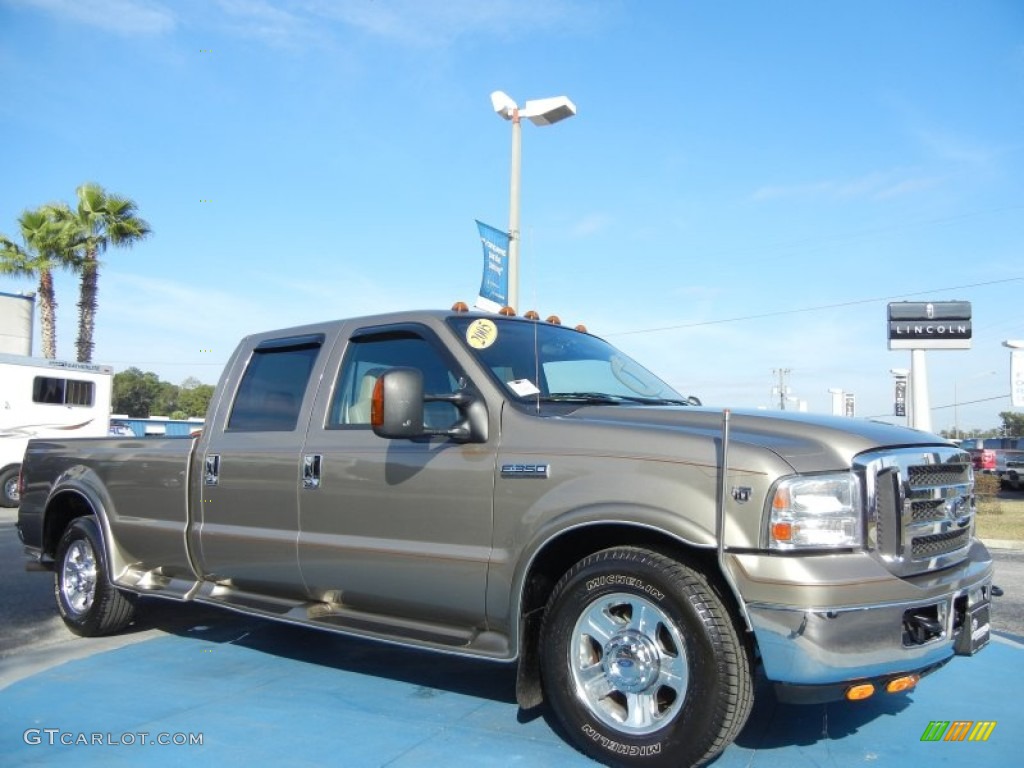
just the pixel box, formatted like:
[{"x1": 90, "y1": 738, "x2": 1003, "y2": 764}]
[
  {"x1": 508, "y1": 379, "x2": 540, "y2": 397},
  {"x1": 466, "y1": 319, "x2": 498, "y2": 349}
]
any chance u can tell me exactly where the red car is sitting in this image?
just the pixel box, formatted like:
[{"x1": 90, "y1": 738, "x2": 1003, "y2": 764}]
[{"x1": 972, "y1": 448, "x2": 997, "y2": 472}]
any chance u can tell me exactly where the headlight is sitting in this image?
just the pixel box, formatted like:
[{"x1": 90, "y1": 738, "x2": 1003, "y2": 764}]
[{"x1": 768, "y1": 473, "x2": 862, "y2": 550}]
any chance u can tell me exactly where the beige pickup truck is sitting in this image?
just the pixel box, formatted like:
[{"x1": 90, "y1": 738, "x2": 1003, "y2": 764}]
[{"x1": 17, "y1": 307, "x2": 994, "y2": 767}]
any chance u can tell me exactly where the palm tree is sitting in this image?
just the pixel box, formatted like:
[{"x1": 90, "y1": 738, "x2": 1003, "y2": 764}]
[
  {"x1": 56, "y1": 183, "x2": 151, "y2": 363},
  {"x1": 0, "y1": 207, "x2": 74, "y2": 358}
]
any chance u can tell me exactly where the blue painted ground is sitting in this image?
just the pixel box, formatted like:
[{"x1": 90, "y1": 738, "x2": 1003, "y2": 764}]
[{"x1": 1, "y1": 609, "x2": 1022, "y2": 767}]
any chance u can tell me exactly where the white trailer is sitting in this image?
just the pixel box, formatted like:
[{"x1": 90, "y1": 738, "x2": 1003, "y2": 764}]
[{"x1": 0, "y1": 353, "x2": 114, "y2": 506}]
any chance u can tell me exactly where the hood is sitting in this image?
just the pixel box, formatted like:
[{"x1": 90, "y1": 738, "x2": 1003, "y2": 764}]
[{"x1": 562, "y1": 405, "x2": 953, "y2": 474}]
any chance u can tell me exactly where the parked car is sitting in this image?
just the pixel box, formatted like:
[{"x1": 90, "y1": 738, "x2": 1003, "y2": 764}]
[
  {"x1": 973, "y1": 447, "x2": 998, "y2": 472},
  {"x1": 108, "y1": 420, "x2": 136, "y2": 437},
  {"x1": 964, "y1": 437, "x2": 1024, "y2": 486},
  {"x1": 992, "y1": 438, "x2": 1024, "y2": 491}
]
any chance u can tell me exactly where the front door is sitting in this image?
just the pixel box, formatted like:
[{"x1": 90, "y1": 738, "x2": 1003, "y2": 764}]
[{"x1": 298, "y1": 323, "x2": 496, "y2": 630}]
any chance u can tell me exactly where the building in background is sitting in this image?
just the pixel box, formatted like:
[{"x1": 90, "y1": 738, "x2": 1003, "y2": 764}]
[{"x1": 0, "y1": 290, "x2": 34, "y2": 356}]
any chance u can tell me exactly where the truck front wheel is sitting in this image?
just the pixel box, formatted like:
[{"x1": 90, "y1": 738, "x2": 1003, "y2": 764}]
[
  {"x1": 539, "y1": 547, "x2": 753, "y2": 767},
  {"x1": 54, "y1": 516, "x2": 136, "y2": 636}
]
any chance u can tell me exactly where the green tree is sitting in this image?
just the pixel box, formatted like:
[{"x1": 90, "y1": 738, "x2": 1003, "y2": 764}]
[
  {"x1": 1000, "y1": 411, "x2": 1024, "y2": 436},
  {"x1": 178, "y1": 383, "x2": 215, "y2": 418},
  {"x1": 153, "y1": 380, "x2": 181, "y2": 416},
  {"x1": 55, "y1": 183, "x2": 151, "y2": 363},
  {"x1": 112, "y1": 367, "x2": 162, "y2": 417},
  {"x1": 0, "y1": 207, "x2": 75, "y2": 358}
]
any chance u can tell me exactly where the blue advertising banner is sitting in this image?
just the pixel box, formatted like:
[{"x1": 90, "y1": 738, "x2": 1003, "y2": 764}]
[{"x1": 474, "y1": 220, "x2": 510, "y2": 313}]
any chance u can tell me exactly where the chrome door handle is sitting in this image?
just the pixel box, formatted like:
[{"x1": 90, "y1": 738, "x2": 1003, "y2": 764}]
[
  {"x1": 204, "y1": 454, "x2": 220, "y2": 486},
  {"x1": 303, "y1": 454, "x2": 322, "y2": 490}
]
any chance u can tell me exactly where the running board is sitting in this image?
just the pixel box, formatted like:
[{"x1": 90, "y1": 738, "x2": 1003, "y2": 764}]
[{"x1": 188, "y1": 581, "x2": 510, "y2": 657}]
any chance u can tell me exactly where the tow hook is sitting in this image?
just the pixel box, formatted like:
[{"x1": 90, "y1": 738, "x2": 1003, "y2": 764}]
[{"x1": 903, "y1": 611, "x2": 944, "y2": 645}]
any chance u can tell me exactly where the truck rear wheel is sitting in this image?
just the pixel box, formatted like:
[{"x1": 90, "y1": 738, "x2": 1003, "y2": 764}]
[
  {"x1": 54, "y1": 516, "x2": 136, "y2": 636},
  {"x1": 0, "y1": 466, "x2": 19, "y2": 508},
  {"x1": 539, "y1": 547, "x2": 753, "y2": 767}
]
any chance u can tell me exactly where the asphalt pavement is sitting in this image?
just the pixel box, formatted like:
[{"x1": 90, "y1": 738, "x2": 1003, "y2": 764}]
[{"x1": 2, "y1": 506, "x2": 1023, "y2": 766}]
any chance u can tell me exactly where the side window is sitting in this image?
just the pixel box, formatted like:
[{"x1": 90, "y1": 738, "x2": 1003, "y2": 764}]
[
  {"x1": 32, "y1": 376, "x2": 95, "y2": 406},
  {"x1": 227, "y1": 339, "x2": 322, "y2": 432},
  {"x1": 329, "y1": 331, "x2": 460, "y2": 428}
]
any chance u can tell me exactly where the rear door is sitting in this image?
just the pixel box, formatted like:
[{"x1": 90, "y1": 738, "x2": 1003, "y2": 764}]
[
  {"x1": 298, "y1": 322, "x2": 496, "y2": 630},
  {"x1": 196, "y1": 332, "x2": 327, "y2": 598}
]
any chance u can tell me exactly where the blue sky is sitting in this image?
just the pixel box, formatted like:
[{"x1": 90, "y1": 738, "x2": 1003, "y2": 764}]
[{"x1": 1, "y1": 0, "x2": 1021, "y2": 434}]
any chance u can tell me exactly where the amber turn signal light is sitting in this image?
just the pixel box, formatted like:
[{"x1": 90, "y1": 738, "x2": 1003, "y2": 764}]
[
  {"x1": 370, "y1": 378, "x2": 385, "y2": 428},
  {"x1": 845, "y1": 684, "x2": 875, "y2": 701},
  {"x1": 885, "y1": 675, "x2": 919, "y2": 694}
]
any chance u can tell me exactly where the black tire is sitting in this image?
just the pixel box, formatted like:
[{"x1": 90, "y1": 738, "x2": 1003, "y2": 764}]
[
  {"x1": 0, "y1": 466, "x2": 19, "y2": 508},
  {"x1": 539, "y1": 547, "x2": 753, "y2": 767},
  {"x1": 54, "y1": 516, "x2": 136, "y2": 636}
]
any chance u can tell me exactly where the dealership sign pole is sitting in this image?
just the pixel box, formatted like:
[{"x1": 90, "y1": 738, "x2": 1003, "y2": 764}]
[{"x1": 887, "y1": 301, "x2": 972, "y2": 433}]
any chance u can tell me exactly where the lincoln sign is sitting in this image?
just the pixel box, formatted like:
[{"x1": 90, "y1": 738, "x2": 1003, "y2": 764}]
[{"x1": 887, "y1": 301, "x2": 972, "y2": 350}]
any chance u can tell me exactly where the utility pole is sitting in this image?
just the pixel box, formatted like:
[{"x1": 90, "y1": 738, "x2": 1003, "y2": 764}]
[{"x1": 772, "y1": 368, "x2": 792, "y2": 410}]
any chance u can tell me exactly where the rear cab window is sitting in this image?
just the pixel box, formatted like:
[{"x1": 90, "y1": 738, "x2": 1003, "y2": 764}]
[{"x1": 227, "y1": 334, "x2": 324, "y2": 432}]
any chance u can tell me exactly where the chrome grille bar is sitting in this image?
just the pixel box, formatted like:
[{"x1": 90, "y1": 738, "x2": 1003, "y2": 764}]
[{"x1": 857, "y1": 446, "x2": 974, "y2": 578}]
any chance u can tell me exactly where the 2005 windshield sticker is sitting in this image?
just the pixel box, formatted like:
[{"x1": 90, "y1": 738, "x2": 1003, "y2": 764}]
[{"x1": 466, "y1": 319, "x2": 498, "y2": 349}]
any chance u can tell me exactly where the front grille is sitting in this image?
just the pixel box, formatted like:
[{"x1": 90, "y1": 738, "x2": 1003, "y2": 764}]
[
  {"x1": 912, "y1": 529, "x2": 971, "y2": 559},
  {"x1": 911, "y1": 499, "x2": 950, "y2": 523},
  {"x1": 858, "y1": 446, "x2": 975, "y2": 578},
  {"x1": 908, "y1": 465, "x2": 970, "y2": 488}
]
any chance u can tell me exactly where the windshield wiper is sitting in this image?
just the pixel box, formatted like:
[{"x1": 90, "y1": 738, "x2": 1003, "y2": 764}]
[
  {"x1": 538, "y1": 392, "x2": 629, "y2": 405},
  {"x1": 539, "y1": 393, "x2": 692, "y2": 406}
]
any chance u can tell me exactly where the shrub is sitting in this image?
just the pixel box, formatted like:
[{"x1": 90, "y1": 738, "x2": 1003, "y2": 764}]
[
  {"x1": 975, "y1": 472, "x2": 1001, "y2": 498},
  {"x1": 975, "y1": 473, "x2": 1002, "y2": 515}
]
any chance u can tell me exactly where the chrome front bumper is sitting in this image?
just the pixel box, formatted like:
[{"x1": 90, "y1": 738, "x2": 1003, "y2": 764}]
[{"x1": 748, "y1": 570, "x2": 994, "y2": 686}]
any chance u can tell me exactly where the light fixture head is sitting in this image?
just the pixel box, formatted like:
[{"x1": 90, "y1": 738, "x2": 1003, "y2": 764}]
[{"x1": 490, "y1": 90, "x2": 517, "y2": 120}]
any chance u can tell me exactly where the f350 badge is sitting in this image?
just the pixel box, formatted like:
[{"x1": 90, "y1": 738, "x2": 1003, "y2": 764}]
[{"x1": 501, "y1": 463, "x2": 550, "y2": 479}]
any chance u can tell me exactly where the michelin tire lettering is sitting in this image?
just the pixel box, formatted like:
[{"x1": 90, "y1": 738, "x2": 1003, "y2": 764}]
[
  {"x1": 582, "y1": 724, "x2": 662, "y2": 757},
  {"x1": 585, "y1": 575, "x2": 665, "y2": 601}
]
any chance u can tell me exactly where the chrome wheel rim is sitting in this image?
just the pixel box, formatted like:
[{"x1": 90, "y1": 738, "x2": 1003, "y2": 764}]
[
  {"x1": 61, "y1": 539, "x2": 97, "y2": 616},
  {"x1": 569, "y1": 592, "x2": 688, "y2": 735},
  {"x1": 2, "y1": 476, "x2": 17, "y2": 503}
]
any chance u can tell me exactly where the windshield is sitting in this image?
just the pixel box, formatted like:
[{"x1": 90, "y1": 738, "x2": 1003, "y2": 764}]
[{"x1": 448, "y1": 316, "x2": 687, "y2": 404}]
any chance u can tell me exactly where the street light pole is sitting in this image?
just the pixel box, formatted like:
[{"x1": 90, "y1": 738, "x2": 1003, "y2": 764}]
[
  {"x1": 953, "y1": 370, "x2": 996, "y2": 439},
  {"x1": 491, "y1": 90, "x2": 576, "y2": 312},
  {"x1": 508, "y1": 108, "x2": 522, "y2": 311}
]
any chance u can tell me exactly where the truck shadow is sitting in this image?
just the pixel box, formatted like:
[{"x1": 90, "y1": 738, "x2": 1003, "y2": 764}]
[
  {"x1": 132, "y1": 597, "x2": 520, "y2": 705},
  {"x1": 734, "y1": 676, "x2": 914, "y2": 750},
  {"x1": 132, "y1": 597, "x2": 920, "y2": 751}
]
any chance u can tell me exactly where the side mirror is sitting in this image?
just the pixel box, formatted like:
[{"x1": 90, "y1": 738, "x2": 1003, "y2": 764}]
[
  {"x1": 371, "y1": 368, "x2": 425, "y2": 439},
  {"x1": 370, "y1": 367, "x2": 488, "y2": 443}
]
